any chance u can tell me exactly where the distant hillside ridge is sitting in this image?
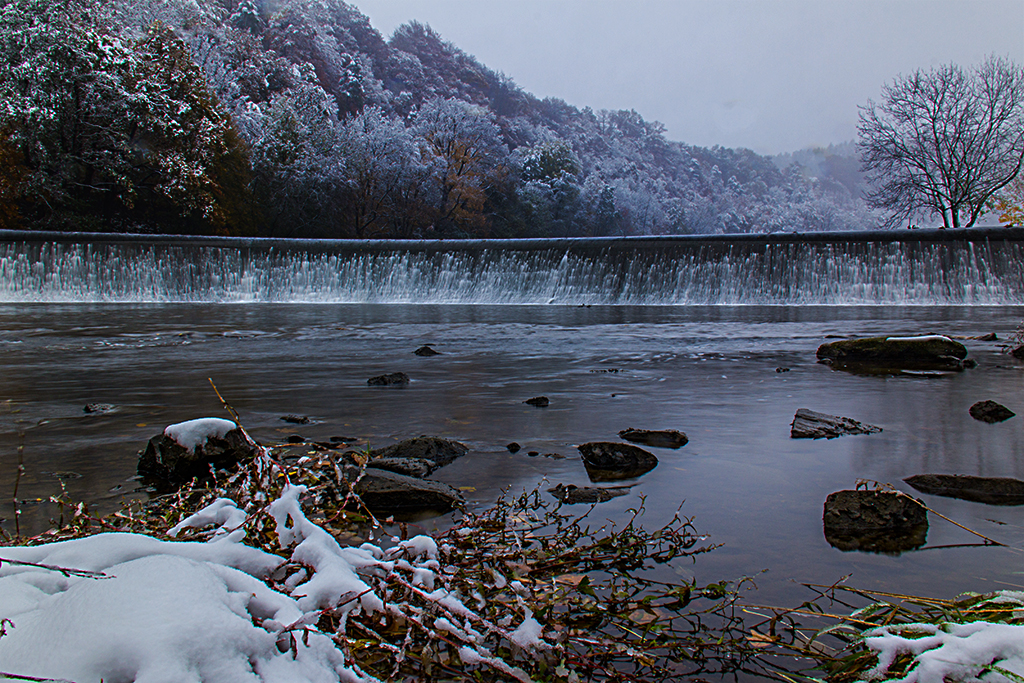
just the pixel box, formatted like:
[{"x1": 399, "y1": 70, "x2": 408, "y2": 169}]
[{"x1": 0, "y1": 0, "x2": 880, "y2": 237}]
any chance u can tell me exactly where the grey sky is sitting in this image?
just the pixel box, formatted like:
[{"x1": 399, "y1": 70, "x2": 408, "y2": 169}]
[{"x1": 353, "y1": 0, "x2": 1024, "y2": 155}]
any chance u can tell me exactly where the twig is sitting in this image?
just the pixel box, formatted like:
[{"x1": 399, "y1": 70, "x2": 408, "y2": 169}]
[
  {"x1": 208, "y1": 378, "x2": 241, "y2": 423},
  {"x1": 12, "y1": 432, "x2": 24, "y2": 538},
  {"x1": 0, "y1": 556, "x2": 110, "y2": 579}
]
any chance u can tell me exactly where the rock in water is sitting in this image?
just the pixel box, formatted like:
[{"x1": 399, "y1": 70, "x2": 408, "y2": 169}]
[
  {"x1": 524, "y1": 396, "x2": 550, "y2": 407},
  {"x1": 548, "y1": 483, "x2": 632, "y2": 504},
  {"x1": 822, "y1": 489, "x2": 928, "y2": 554},
  {"x1": 367, "y1": 436, "x2": 469, "y2": 473},
  {"x1": 83, "y1": 403, "x2": 115, "y2": 414},
  {"x1": 138, "y1": 417, "x2": 258, "y2": 485},
  {"x1": 969, "y1": 400, "x2": 1015, "y2": 423},
  {"x1": 577, "y1": 441, "x2": 658, "y2": 481},
  {"x1": 414, "y1": 345, "x2": 441, "y2": 356},
  {"x1": 368, "y1": 372, "x2": 410, "y2": 386},
  {"x1": 364, "y1": 457, "x2": 436, "y2": 479},
  {"x1": 618, "y1": 428, "x2": 688, "y2": 449},
  {"x1": 790, "y1": 408, "x2": 882, "y2": 439},
  {"x1": 348, "y1": 468, "x2": 464, "y2": 513},
  {"x1": 816, "y1": 335, "x2": 968, "y2": 371},
  {"x1": 904, "y1": 474, "x2": 1024, "y2": 505}
]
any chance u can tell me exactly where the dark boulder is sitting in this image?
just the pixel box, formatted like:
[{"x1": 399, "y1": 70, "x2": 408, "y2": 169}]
[
  {"x1": 817, "y1": 335, "x2": 968, "y2": 372},
  {"x1": 280, "y1": 414, "x2": 310, "y2": 424},
  {"x1": 823, "y1": 490, "x2": 928, "y2": 554},
  {"x1": 138, "y1": 418, "x2": 258, "y2": 485},
  {"x1": 904, "y1": 474, "x2": 1024, "y2": 506},
  {"x1": 414, "y1": 345, "x2": 441, "y2": 356},
  {"x1": 506, "y1": 442, "x2": 521, "y2": 453},
  {"x1": 524, "y1": 396, "x2": 550, "y2": 407},
  {"x1": 969, "y1": 400, "x2": 1015, "y2": 423},
  {"x1": 577, "y1": 441, "x2": 658, "y2": 481},
  {"x1": 548, "y1": 483, "x2": 632, "y2": 504},
  {"x1": 791, "y1": 408, "x2": 882, "y2": 439},
  {"x1": 368, "y1": 436, "x2": 469, "y2": 471},
  {"x1": 368, "y1": 372, "x2": 410, "y2": 386},
  {"x1": 618, "y1": 428, "x2": 688, "y2": 449},
  {"x1": 348, "y1": 467, "x2": 464, "y2": 514}
]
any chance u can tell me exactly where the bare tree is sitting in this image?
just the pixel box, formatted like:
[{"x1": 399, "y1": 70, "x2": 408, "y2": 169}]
[{"x1": 859, "y1": 56, "x2": 1024, "y2": 229}]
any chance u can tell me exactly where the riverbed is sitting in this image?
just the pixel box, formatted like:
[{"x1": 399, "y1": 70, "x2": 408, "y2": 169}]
[{"x1": 2, "y1": 302, "x2": 1024, "y2": 608}]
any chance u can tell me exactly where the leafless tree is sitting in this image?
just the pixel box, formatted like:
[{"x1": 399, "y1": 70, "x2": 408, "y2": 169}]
[{"x1": 858, "y1": 56, "x2": 1024, "y2": 228}]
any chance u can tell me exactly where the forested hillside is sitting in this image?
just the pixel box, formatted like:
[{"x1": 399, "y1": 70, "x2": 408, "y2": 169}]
[{"x1": 0, "y1": 0, "x2": 880, "y2": 237}]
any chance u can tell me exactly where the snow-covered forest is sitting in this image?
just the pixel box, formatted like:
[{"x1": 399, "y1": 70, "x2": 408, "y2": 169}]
[{"x1": 0, "y1": 0, "x2": 881, "y2": 238}]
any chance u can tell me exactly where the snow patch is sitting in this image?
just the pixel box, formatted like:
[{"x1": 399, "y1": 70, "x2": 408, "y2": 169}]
[
  {"x1": 164, "y1": 417, "x2": 238, "y2": 453},
  {"x1": 884, "y1": 335, "x2": 954, "y2": 343}
]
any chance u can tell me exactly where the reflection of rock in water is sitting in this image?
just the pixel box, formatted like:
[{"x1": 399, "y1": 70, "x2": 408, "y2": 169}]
[
  {"x1": 904, "y1": 473, "x2": 1024, "y2": 505},
  {"x1": 823, "y1": 490, "x2": 928, "y2": 555}
]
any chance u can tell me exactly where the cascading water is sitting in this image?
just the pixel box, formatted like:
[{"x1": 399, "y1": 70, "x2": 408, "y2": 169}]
[{"x1": 2, "y1": 229, "x2": 1023, "y2": 305}]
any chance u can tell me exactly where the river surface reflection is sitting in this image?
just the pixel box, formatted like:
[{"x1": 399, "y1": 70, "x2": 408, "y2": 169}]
[{"x1": 2, "y1": 303, "x2": 1024, "y2": 607}]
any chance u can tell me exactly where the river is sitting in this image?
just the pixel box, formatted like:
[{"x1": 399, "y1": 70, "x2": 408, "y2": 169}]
[{"x1": 2, "y1": 300, "x2": 1023, "y2": 610}]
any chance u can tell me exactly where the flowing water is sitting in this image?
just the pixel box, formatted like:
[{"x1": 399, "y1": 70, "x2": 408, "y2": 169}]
[
  {"x1": 3, "y1": 231, "x2": 1024, "y2": 614},
  {"x1": 3, "y1": 302, "x2": 1024, "y2": 611}
]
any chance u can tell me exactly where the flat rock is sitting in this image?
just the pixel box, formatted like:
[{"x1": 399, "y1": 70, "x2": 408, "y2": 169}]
[
  {"x1": 368, "y1": 372, "x2": 410, "y2": 386},
  {"x1": 548, "y1": 483, "x2": 632, "y2": 504},
  {"x1": 969, "y1": 400, "x2": 1015, "y2": 424},
  {"x1": 817, "y1": 335, "x2": 968, "y2": 371},
  {"x1": 791, "y1": 408, "x2": 882, "y2": 439},
  {"x1": 138, "y1": 418, "x2": 259, "y2": 485},
  {"x1": 365, "y1": 457, "x2": 436, "y2": 479},
  {"x1": 904, "y1": 474, "x2": 1024, "y2": 506},
  {"x1": 577, "y1": 441, "x2": 658, "y2": 481},
  {"x1": 823, "y1": 490, "x2": 928, "y2": 554},
  {"x1": 280, "y1": 414, "x2": 310, "y2": 424},
  {"x1": 618, "y1": 428, "x2": 688, "y2": 449},
  {"x1": 83, "y1": 403, "x2": 115, "y2": 414},
  {"x1": 368, "y1": 436, "x2": 469, "y2": 471},
  {"x1": 348, "y1": 468, "x2": 464, "y2": 513},
  {"x1": 524, "y1": 396, "x2": 549, "y2": 407}
]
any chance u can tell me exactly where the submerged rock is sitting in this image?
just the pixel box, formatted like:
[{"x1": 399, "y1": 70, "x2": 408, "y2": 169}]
[
  {"x1": 548, "y1": 483, "x2": 632, "y2": 504},
  {"x1": 83, "y1": 403, "x2": 115, "y2": 414},
  {"x1": 367, "y1": 372, "x2": 410, "y2": 386},
  {"x1": 280, "y1": 414, "x2": 311, "y2": 424},
  {"x1": 969, "y1": 400, "x2": 1015, "y2": 424},
  {"x1": 524, "y1": 396, "x2": 550, "y2": 407},
  {"x1": 904, "y1": 474, "x2": 1024, "y2": 506},
  {"x1": 577, "y1": 441, "x2": 658, "y2": 481},
  {"x1": 138, "y1": 417, "x2": 259, "y2": 485},
  {"x1": 822, "y1": 489, "x2": 928, "y2": 554},
  {"x1": 618, "y1": 428, "x2": 688, "y2": 449},
  {"x1": 817, "y1": 335, "x2": 968, "y2": 372},
  {"x1": 790, "y1": 408, "x2": 882, "y2": 439}
]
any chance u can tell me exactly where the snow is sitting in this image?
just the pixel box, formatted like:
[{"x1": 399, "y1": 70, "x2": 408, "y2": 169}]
[
  {"x1": 164, "y1": 417, "x2": 239, "y2": 452},
  {"x1": 864, "y1": 618, "x2": 1024, "y2": 683},
  {"x1": 883, "y1": 335, "x2": 954, "y2": 343},
  {"x1": 0, "y1": 488, "x2": 387, "y2": 683},
  {"x1": 510, "y1": 608, "x2": 547, "y2": 650}
]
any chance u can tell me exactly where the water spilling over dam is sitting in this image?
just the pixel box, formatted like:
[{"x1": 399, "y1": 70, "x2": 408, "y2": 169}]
[{"x1": 2, "y1": 228, "x2": 1023, "y2": 305}]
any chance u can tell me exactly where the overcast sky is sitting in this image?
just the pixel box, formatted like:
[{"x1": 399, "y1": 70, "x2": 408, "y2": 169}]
[{"x1": 353, "y1": 0, "x2": 1024, "y2": 155}]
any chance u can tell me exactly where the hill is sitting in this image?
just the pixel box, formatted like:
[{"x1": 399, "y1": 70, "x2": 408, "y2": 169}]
[{"x1": 0, "y1": 0, "x2": 879, "y2": 237}]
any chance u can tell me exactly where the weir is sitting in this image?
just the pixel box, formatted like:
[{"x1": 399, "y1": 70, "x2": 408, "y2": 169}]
[{"x1": 1, "y1": 228, "x2": 1023, "y2": 305}]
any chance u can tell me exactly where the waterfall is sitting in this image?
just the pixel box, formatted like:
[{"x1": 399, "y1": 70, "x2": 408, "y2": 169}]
[{"x1": 2, "y1": 229, "x2": 1023, "y2": 305}]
